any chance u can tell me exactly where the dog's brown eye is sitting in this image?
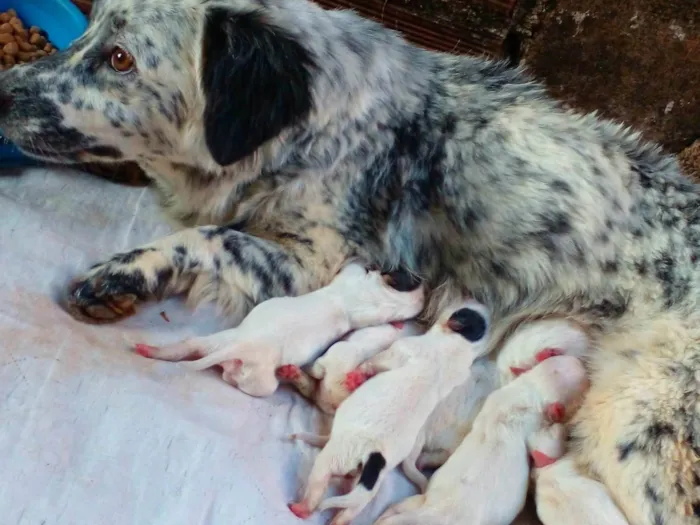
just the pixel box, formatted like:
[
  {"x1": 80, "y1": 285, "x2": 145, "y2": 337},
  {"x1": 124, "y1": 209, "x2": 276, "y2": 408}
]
[{"x1": 109, "y1": 46, "x2": 134, "y2": 73}]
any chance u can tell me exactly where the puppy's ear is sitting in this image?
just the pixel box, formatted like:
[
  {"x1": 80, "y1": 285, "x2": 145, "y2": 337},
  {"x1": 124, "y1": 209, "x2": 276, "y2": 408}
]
[{"x1": 201, "y1": 8, "x2": 315, "y2": 167}]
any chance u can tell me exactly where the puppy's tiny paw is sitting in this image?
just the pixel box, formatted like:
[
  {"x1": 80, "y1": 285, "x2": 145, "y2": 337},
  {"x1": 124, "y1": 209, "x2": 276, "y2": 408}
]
[
  {"x1": 134, "y1": 344, "x2": 158, "y2": 358},
  {"x1": 344, "y1": 370, "x2": 370, "y2": 392},
  {"x1": 276, "y1": 365, "x2": 302, "y2": 380}
]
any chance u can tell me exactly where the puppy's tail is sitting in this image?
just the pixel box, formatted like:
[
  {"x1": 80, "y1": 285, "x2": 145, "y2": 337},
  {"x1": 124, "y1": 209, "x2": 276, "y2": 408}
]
[{"x1": 318, "y1": 451, "x2": 387, "y2": 510}]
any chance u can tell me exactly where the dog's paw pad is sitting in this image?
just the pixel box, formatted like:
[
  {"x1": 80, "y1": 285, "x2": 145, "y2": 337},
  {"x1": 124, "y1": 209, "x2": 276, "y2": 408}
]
[{"x1": 65, "y1": 268, "x2": 144, "y2": 324}]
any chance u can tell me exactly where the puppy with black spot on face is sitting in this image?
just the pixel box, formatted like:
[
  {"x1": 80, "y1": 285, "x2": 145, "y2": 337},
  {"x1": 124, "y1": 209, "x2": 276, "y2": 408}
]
[
  {"x1": 375, "y1": 355, "x2": 589, "y2": 525},
  {"x1": 529, "y1": 424, "x2": 631, "y2": 525},
  {"x1": 287, "y1": 300, "x2": 490, "y2": 525},
  {"x1": 135, "y1": 262, "x2": 424, "y2": 397}
]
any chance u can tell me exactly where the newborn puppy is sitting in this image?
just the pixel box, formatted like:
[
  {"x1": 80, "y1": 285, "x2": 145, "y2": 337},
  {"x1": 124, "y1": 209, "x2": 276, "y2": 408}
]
[
  {"x1": 288, "y1": 359, "x2": 498, "y2": 492},
  {"x1": 532, "y1": 446, "x2": 630, "y2": 524},
  {"x1": 288, "y1": 300, "x2": 490, "y2": 525},
  {"x1": 375, "y1": 356, "x2": 589, "y2": 525},
  {"x1": 527, "y1": 423, "x2": 567, "y2": 469},
  {"x1": 282, "y1": 321, "x2": 425, "y2": 414},
  {"x1": 496, "y1": 318, "x2": 590, "y2": 384},
  {"x1": 135, "y1": 262, "x2": 424, "y2": 397},
  {"x1": 412, "y1": 358, "x2": 499, "y2": 474}
]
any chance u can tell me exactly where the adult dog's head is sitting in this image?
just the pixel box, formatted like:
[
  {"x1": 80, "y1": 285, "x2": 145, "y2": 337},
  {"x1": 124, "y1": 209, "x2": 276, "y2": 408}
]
[{"x1": 0, "y1": 0, "x2": 317, "y2": 168}]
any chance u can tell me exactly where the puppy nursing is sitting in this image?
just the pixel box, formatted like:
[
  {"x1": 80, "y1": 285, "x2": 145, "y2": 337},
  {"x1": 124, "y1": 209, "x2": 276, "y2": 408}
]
[
  {"x1": 289, "y1": 301, "x2": 491, "y2": 525},
  {"x1": 309, "y1": 321, "x2": 424, "y2": 414},
  {"x1": 376, "y1": 355, "x2": 589, "y2": 525},
  {"x1": 529, "y1": 425, "x2": 630, "y2": 525},
  {"x1": 135, "y1": 262, "x2": 424, "y2": 396}
]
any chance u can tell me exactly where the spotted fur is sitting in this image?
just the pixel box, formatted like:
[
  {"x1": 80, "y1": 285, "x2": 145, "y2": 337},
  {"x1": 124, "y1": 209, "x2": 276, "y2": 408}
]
[{"x1": 0, "y1": 0, "x2": 699, "y2": 522}]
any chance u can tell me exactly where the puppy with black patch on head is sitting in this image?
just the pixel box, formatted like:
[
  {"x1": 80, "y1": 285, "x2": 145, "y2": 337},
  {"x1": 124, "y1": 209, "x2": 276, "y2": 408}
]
[
  {"x1": 375, "y1": 355, "x2": 589, "y2": 525},
  {"x1": 288, "y1": 300, "x2": 490, "y2": 525},
  {"x1": 135, "y1": 262, "x2": 423, "y2": 397}
]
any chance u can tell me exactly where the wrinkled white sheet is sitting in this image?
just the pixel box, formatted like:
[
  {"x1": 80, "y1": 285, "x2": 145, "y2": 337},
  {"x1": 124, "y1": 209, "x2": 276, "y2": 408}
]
[
  {"x1": 0, "y1": 167, "x2": 421, "y2": 525},
  {"x1": 0, "y1": 168, "x2": 541, "y2": 525}
]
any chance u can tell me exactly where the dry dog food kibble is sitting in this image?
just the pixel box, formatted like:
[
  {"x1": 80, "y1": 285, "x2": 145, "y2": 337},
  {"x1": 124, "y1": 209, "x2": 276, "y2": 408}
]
[{"x1": 0, "y1": 9, "x2": 56, "y2": 70}]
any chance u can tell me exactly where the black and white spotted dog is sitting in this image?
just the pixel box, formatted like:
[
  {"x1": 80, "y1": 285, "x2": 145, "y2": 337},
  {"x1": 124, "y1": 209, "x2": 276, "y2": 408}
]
[{"x1": 0, "y1": 0, "x2": 698, "y2": 523}]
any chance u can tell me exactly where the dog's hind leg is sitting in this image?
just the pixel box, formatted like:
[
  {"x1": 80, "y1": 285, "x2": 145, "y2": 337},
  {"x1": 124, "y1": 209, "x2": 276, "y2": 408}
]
[
  {"x1": 570, "y1": 316, "x2": 700, "y2": 525},
  {"x1": 64, "y1": 225, "x2": 316, "y2": 324}
]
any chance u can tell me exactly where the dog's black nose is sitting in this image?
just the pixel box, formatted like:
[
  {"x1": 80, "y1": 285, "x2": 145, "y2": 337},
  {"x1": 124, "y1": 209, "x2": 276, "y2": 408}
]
[
  {"x1": 446, "y1": 308, "x2": 487, "y2": 342},
  {"x1": 0, "y1": 92, "x2": 14, "y2": 117},
  {"x1": 382, "y1": 270, "x2": 422, "y2": 292}
]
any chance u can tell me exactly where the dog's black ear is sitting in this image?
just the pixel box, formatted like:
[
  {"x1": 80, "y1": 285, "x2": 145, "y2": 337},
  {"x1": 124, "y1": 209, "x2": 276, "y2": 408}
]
[{"x1": 201, "y1": 8, "x2": 315, "y2": 167}]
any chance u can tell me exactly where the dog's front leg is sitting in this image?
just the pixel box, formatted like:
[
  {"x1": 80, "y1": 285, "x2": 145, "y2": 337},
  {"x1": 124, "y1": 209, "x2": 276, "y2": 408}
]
[{"x1": 64, "y1": 226, "x2": 312, "y2": 324}]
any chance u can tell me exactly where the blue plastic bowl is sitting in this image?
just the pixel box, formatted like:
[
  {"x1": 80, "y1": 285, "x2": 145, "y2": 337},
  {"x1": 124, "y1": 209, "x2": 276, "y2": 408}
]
[{"x1": 0, "y1": 0, "x2": 88, "y2": 168}]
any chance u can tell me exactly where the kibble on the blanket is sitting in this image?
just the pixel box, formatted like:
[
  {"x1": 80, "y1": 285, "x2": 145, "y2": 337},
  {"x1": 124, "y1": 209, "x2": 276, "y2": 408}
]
[{"x1": 0, "y1": 9, "x2": 57, "y2": 70}]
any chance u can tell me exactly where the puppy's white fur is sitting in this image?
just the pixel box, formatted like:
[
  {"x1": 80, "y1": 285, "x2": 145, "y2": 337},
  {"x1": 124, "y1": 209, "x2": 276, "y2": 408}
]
[
  {"x1": 496, "y1": 318, "x2": 590, "y2": 384},
  {"x1": 375, "y1": 356, "x2": 589, "y2": 525},
  {"x1": 289, "y1": 300, "x2": 490, "y2": 525},
  {"x1": 411, "y1": 358, "x2": 499, "y2": 477},
  {"x1": 526, "y1": 423, "x2": 568, "y2": 469},
  {"x1": 534, "y1": 456, "x2": 630, "y2": 525},
  {"x1": 309, "y1": 321, "x2": 425, "y2": 413},
  {"x1": 140, "y1": 262, "x2": 423, "y2": 397}
]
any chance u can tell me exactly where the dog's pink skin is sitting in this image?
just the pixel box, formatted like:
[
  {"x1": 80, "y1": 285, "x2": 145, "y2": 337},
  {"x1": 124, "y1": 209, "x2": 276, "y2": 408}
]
[
  {"x1": 288, "y1": 502, "x2": 311, "y2": 519},
  {"x1": 134, "y1": 344, "x2": 157, "y2": 358},
  {"x1": 390, "y1": 321, "x2": 405, "y2": 329}
]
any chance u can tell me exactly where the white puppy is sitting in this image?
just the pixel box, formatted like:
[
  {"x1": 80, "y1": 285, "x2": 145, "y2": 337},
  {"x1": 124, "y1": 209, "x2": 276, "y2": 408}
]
[
  {"x1": 279, "y1": 321, "x2": 425, "y2": 413},
  {"x1": 288, "y1": 300, "x2": 491, "y2": 525},
  {"x1": 496, "y1": 318, "x2": 590, "y2": 384},
  {"x1": 375, "y1": 355, "x2": 589, "y2": 525},
  {"x1": 526, "y1": 423, "x2": 567, "y2": 469},
  {"x1": 531, "y1": 434, "x2": 631, "y2": 525},
  {"x1": 288, "y1": 358, "x2": 498, "y2": 492},
  {"x1": 412, "y1": 358, "x2": 499, "y2": 474},
  {"x1": 134, "y1": 262, "x2": 424, "y2": 397}
]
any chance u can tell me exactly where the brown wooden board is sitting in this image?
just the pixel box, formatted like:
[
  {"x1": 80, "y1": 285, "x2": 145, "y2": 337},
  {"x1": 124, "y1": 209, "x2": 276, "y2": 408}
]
[{"x1": 71, "y1": 0, "x2": 514, "y2": 57}]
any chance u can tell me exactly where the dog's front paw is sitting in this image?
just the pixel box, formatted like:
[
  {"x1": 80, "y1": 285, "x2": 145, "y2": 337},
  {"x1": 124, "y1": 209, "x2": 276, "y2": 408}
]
[{"x1": 64, "y1": 263, "x2": 148, "y2": 324}]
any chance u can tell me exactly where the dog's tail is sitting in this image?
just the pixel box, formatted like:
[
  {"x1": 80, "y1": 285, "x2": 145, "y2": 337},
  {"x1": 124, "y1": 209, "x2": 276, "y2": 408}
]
[{"x1": 318, "y1": 451, "x2": 387, "y2": 510}]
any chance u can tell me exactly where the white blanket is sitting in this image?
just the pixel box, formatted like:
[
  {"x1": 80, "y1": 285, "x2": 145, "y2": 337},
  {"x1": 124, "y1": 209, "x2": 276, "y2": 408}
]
[{"x1": 0, "y1": 168, "x2": 541, "y2": 525}]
